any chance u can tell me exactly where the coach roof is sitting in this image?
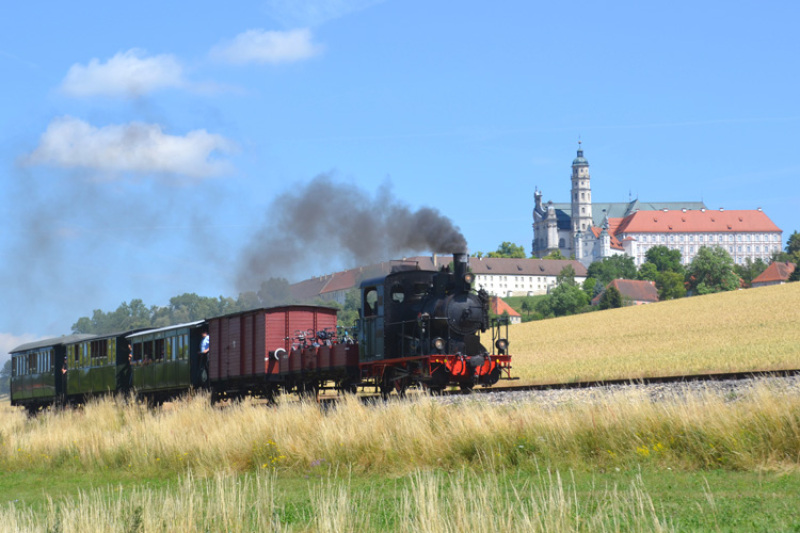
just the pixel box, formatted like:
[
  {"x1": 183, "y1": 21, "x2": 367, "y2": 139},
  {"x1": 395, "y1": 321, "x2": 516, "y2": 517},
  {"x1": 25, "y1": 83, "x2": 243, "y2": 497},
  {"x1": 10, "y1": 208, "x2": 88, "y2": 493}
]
[{"x1": 11, "y1": 334, "x2": 96, "y2": 354}]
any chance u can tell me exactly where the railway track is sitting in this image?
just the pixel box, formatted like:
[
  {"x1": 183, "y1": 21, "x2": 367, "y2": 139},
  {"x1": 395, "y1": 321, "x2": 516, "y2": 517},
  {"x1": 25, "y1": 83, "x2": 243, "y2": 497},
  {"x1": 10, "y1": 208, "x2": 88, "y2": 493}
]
[
  {"x1": 460, "y1": 368, "x2": 800, "y2": 396},
  {"x1": 341, "y1": 368, "x2": 800, "y2": 403}
]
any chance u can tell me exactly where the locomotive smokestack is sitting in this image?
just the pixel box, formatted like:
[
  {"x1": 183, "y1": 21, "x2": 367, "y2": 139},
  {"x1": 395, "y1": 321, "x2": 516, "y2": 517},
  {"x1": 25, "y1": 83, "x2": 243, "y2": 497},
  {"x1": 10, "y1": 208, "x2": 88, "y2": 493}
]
[{"x1": 454, "y1": 252, "x2": 468, "y2": 281}]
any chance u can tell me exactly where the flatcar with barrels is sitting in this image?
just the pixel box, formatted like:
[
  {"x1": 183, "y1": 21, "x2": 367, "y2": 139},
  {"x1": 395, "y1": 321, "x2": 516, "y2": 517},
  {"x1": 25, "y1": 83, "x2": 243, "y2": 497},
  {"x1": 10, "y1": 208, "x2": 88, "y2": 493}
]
[{"x1": 10, "y1": 253, "x2": 512, "y2": 412}]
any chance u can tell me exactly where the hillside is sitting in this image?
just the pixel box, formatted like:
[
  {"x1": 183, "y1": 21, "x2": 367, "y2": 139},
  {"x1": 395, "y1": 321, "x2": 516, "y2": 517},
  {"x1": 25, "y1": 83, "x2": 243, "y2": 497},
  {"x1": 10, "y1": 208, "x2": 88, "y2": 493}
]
[{"x1": 499, "y1": 282, "x2": 800, "y2": 385}]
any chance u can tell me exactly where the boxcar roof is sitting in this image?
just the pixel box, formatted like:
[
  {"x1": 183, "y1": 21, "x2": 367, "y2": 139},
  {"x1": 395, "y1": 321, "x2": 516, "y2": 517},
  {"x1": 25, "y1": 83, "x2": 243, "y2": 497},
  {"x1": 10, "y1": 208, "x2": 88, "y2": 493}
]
[
  {"x1": 11, "y1": 334, "x2": 96, "y2": 354},
  {"x1": 126, "y1": 320, "x2": 205, "y2": 338},
  {"x1": 208, "y1": 305, "x2": 338, "y2": 321}
]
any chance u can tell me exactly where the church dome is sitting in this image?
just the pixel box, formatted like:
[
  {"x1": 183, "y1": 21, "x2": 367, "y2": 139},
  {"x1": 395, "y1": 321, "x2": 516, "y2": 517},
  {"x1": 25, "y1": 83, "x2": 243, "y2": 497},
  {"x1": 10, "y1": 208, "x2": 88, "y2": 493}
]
[{"x1": 572, "y1": 146, "x2": 589, "y2": 167}]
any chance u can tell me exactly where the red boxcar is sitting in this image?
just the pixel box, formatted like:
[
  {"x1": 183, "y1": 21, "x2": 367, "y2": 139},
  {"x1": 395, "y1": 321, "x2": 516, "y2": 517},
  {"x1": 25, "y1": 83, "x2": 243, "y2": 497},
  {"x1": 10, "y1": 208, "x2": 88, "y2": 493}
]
[{"x1": 207, "y1": 306, "x2": 348, "y2": 396}]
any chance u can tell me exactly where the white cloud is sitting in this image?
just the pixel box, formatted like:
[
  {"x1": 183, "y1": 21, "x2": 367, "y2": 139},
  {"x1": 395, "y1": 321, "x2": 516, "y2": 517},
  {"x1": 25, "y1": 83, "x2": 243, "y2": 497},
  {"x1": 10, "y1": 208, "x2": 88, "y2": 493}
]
[
  {"x1": 26, "y1": 116, "x2": 237, "y2": 179},
  {"x1": 0, "y1": 333, "x2": 41, "y2": 367},
  {"x1": 263, "y1": 0, "x2": 386, "y2": 27},
  {"x1": 210, "y1": 28, "x2": 322, "y2": 65},
  {"x1": 60, "y1": 49, "x2": 185, "y2": 98}
]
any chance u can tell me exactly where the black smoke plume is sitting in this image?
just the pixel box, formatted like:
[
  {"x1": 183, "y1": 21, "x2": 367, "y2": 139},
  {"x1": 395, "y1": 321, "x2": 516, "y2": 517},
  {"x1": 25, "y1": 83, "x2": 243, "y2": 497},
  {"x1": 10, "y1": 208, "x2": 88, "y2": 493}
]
[{"x1": 236, "y1": 174, "x2": 467, "y2": 291}]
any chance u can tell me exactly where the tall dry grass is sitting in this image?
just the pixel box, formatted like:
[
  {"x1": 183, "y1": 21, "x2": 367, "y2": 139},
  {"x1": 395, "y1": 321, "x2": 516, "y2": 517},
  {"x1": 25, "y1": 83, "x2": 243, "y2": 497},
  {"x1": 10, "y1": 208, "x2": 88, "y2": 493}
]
[
  {"x1": 0, "y1": 468, "x2": 676, "y2": 532},
  {"x1": 2, "y1": 380, "x2": 800, "y2": 476},
  {"x1": 507, "y1": 282, "x2": 800, "y2": 384}
]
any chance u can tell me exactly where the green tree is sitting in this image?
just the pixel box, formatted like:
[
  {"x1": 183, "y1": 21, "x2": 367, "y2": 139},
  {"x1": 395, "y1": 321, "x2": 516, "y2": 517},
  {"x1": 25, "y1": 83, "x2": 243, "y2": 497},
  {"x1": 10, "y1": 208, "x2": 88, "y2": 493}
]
[
  {"x1": 790, "y1": 264, "x2": 800, "y2": 282},
  {"x1": 686, "y1": 247, "x2": 740, "y2": 295},
  {"x1": 557, "y1": 265, "x2": 578, "y2": 286},
  {"x1": 337, "y1": 289, "x2": 361, "y2": 329},
  {"x1": 487, "y1": 242, "x2": 527, "y2": 258},
  {"x1": 773, "y1": 231, "x2": 800, "y2": 264},
  {"x1": 258, "y1": 278, "x2": 292, "y2": 307},
  {"x1": 548, "y1": 283, "x2": 589, "y2": 316},
  {"x1": 587, "y1": 255, "x2": 637, "y2": 285},
  {"x1": 520, "y1": 299, "x2": 532, "y2": 319},
  {"x1": 535, "y1": 268, "x2": 589, "y2": 318},
  {"x1": 637, "y1": 262, "x2": 658, "y2": 281},
  {"x1": 644, "y1": 246, "x2": 684, "y2": 274},
  {"x1": 655, "y1": 271, "x2": 686, "y2": 300},
  {"x1": 786, "y1": 231, "x2": 800, "y2": 255},
  {"x1": 598, "y1": 285, "x2": 623, "y2": 310}
]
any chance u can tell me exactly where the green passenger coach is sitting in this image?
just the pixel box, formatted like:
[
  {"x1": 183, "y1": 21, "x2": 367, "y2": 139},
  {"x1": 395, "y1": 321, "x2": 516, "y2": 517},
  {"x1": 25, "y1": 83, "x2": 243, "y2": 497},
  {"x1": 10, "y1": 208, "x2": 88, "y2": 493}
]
[
  {"x1": 10, "y1": 334, "x2": 95, "y2": 413},
  {"x1": 127, "y1": 320, "x2": 207, "y2": 401}
]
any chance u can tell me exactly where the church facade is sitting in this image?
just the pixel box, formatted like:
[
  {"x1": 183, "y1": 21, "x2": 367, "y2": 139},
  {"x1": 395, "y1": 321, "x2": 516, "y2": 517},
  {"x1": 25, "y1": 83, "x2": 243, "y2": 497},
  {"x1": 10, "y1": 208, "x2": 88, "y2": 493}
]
[{"x1": 532, "y1": 144, "x2": 782, "y2": 267}]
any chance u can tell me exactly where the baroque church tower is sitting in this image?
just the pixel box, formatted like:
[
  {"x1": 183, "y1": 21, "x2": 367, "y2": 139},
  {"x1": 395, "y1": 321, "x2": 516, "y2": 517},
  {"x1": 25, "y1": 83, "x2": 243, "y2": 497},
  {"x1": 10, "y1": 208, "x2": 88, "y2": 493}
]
[
  {"x1": 532, "y1": 142, "x2": 594, "y2": 259},
  {"x1": 570, "y1": 141, "x2": 593, "y2": 235}
]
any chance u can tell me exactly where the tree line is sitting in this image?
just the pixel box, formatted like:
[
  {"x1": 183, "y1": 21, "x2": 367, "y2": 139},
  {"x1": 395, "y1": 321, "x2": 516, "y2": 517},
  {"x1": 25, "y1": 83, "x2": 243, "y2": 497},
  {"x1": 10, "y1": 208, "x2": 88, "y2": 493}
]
[{"x1": 70, "y1": 283, "x2": 362, "y2": 336}]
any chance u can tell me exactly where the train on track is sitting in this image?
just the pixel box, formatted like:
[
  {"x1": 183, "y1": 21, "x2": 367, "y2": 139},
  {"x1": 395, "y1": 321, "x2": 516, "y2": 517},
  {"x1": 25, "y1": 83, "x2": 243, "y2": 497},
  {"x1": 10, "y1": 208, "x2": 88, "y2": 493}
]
[{"x1": 10, "y1": 253, "x2": 512, "y2": 413}]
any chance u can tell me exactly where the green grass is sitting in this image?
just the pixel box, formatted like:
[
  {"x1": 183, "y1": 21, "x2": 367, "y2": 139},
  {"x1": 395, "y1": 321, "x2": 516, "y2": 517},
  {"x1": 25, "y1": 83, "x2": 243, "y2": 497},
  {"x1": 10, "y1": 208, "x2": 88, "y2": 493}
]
[{"x1": 2, "y1": 467, "x2": 799, "y2": 532}]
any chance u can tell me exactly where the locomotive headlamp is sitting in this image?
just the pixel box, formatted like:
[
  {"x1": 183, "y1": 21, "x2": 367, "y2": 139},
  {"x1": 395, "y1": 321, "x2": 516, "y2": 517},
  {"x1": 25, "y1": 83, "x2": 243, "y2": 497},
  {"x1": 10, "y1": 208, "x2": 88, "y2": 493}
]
[
  {"x1": 463, "y1": 272, "x2": 475, "y2": 285},
  {"x1": 495, "y1": 338, "x2": 509, "y2": 355},
  {"x1": 433, "y1": 337, "x2": 446, "y2": 352}
]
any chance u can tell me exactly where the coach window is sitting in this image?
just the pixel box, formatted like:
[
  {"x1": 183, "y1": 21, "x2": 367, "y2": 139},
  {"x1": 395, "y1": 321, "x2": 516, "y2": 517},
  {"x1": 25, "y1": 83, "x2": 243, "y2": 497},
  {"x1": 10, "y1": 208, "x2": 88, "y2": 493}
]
[
  {"x1": 132, "y1": 342, "x2": 143, "y2": 362},
  {"x1": 364, "y1": 288, "x2": 378, "y2": 317},
  {"x1": 143, "y1": 340, "x2": 153, "y2": 362},
  {"x1": 390, "y1": 283, "x2": 405, "y2": 303},
  {"x1": 155, "y1": 338, "x2": 165, "y2": 361}
]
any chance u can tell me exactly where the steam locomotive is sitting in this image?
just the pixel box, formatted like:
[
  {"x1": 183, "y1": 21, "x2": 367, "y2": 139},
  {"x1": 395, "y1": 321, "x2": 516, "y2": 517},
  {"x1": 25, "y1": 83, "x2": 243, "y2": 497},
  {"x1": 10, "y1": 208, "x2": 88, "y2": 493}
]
[{"x1": 10, "y1": 253, "x2": 512, "y2": 412}]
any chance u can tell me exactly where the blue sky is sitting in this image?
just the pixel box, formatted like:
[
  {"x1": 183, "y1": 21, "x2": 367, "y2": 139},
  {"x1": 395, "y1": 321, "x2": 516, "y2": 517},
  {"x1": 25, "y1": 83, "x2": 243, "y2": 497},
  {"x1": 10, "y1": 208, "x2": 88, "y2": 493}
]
[{"x1": 2, "y1": 0, "x2": 799, "y2": 362}]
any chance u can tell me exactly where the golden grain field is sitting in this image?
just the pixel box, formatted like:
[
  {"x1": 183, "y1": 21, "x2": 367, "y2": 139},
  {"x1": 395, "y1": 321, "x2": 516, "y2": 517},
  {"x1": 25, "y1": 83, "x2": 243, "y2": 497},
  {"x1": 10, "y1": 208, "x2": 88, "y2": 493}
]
[{"x1": 502, "y1": 282, "x2": 800, "y2": 385}]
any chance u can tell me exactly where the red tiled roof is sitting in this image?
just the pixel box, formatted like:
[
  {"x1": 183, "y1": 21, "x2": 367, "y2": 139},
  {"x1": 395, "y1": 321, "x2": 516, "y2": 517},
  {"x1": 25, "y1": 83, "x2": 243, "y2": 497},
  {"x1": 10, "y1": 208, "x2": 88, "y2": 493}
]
[
  {"x1": 592, "y1": 279, "x2": 659, "y2": 305},
  {"x1": 469, "y1": 257, "x2": 588, "y2": 277},
  {"x1": 615, "y1": 209, "x2": 781, "y2": 234},
  {"x1": 490, "y1": 296, "x2": 520, "y2": 317},
  {"x1": 320, "y1": 270, "x2": 359, "y2": 294},
  {"x1": 752, "y1": 262, "x2": 796, "y2": 285},
  {"x1": 289, "y1": 276, "x2": 333, "y2": 301}
]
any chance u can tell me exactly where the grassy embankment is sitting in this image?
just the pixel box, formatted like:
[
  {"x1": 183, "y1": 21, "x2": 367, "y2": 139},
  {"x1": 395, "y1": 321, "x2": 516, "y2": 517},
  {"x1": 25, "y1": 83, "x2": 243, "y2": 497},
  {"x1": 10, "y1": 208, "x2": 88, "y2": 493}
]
[
  {"x1": 3, "y1": 379, "x2": 800, "y2": 530},
  {"x1": 2, "y1": 283, "x2": 800, "y2": 531},
  {"x1": 503, "y1": 282, "x2": 800, "y2": 385}
]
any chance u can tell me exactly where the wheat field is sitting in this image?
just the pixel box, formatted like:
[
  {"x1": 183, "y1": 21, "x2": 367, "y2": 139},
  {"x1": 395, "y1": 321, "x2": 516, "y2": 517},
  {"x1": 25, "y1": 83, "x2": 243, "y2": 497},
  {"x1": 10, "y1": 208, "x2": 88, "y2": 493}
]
[{"x1": 503, "y1": 282, "x2": 800, "y2": 385}]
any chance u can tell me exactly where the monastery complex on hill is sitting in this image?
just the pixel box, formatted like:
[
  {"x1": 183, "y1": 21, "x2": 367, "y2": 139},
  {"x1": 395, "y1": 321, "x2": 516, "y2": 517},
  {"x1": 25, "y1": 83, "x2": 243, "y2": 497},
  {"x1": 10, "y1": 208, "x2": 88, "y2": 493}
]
[
  {"x1": 533, "y1": 143, "x2": 782, "y2": 267},
  {"x1": 290, "y1": 144, "x2": 783, "y2": 302}
]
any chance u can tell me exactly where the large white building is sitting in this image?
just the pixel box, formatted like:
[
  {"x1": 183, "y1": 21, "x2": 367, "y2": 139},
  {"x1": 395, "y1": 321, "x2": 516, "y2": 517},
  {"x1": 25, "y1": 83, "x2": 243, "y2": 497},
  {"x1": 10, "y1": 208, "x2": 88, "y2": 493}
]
[
  {"x1": 290, "y1": 256, "x2": 588, "y2": 303},
  {"x1": 613, "y1": 208, "x2": 782, "y2": 266},
  {"x1": 533, "y1": 144, "x2": 782, "y2": 266}
]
